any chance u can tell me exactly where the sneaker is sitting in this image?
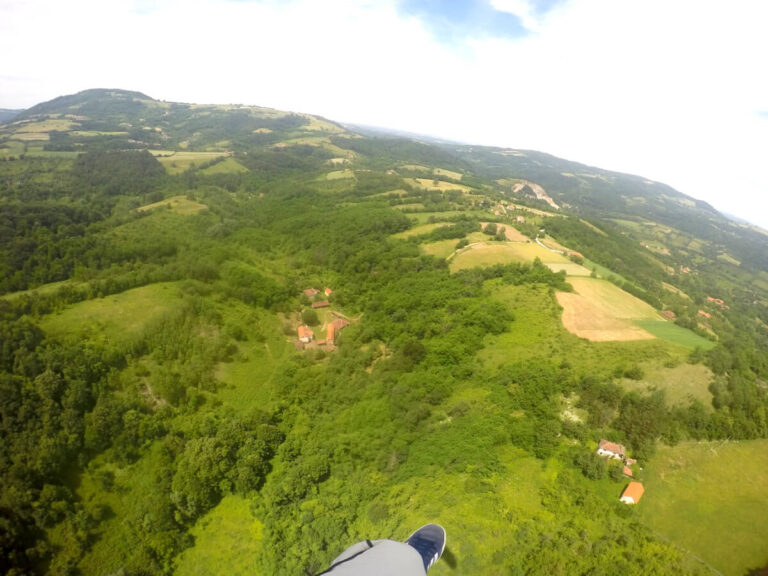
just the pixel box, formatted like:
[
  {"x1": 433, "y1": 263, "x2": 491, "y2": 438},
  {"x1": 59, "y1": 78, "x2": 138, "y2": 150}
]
[{"x1": 405, "y1": 524, "x2": 446, "y2": 572}]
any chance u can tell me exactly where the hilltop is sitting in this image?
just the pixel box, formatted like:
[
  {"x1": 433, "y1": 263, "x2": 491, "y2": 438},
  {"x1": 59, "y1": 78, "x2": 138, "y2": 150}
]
[{"x1": 1, "y1": 89, "x2": 767, "y2": 575}]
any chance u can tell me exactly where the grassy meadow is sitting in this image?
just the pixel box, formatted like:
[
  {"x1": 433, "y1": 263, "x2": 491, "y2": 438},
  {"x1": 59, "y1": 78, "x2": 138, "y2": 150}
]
[
  {"x1": 640, "y1": 440, "x2": 768, "y2": 575},
  {"x1": 449, "y1": 242, "x2": 570, "y2": 272},
  {"x1": 39, "y1": 282, "x2": 183, "y2": 341}
]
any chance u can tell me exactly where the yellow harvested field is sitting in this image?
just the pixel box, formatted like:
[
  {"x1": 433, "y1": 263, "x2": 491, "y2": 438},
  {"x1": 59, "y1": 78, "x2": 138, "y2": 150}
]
[
  {"x1": 481, "y1": 223, "x2": 529, "y2": 242},
  {"x1": 15, "y1": 119, "x2": 76, "y2": 133},
  {"x1": 14, "y1": 132, "x2": 49, "y2": 141},
  {"x1": 545, "y1": 262, "x2": 592, "y2": 276},
  {"x1": 406, "y1": 178, "x2": 471, "y2": 192},
  {"x1": 450, "y1": 242, "x2": 569, "y2": 272},
  {"x1": 663, "y1": 282, "x2": 690, "y2": 299},
  {"x1": 556, "y1": 277, "x2": 659, "y2": 341},
  {"x1": 253, "y1": 128, "x2": 272, "y2": 134},
  {"x1": 152, "y1": 151, "x2": 228, "y2": 174},
  {"x1": 421, "y1": 239, "x2": 458, "y2": 259},
  {"x1": 433, "y1": 168, "x2": 462, "y2": 180},
  {"x1": 137, "y1": 195, "x2": 207, "y2": 215}
]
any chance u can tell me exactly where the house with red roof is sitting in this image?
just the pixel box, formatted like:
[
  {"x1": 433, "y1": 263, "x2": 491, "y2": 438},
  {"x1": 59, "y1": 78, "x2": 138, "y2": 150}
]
[
  {"x1": 597, "y1": 439, "x2": 626, "y2": 460},
  {"x1": 298, "y1": 325, "x2": 313, "y2": 343},
  {"x1": 620, "y1": 482, "x2": 644, "y2": 504},
  {"x1": 312, "y1": 300, "x2": 330, "y2": 309}
]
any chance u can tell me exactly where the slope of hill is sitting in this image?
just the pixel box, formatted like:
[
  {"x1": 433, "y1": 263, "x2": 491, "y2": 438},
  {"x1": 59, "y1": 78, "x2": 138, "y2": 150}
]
[{"x1": 1, "y1": 89, "x2": 767, "y2": 576}]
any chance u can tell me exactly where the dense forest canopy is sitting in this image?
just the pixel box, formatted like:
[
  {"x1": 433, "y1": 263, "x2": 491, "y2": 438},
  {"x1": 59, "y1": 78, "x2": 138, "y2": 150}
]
[{"x1": 1, "y1": 90, "x2": 767, "y2": 575}]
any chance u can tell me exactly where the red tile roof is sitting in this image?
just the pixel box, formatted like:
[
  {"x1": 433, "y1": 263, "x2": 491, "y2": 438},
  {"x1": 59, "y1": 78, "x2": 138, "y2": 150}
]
[
  {"x1": 312, "y1": 300, "x2": 330, "y2": 309},
  {"x1": 621, "y1": 482, "x2": 644, "y2": 504},
  {"x1": 623, "y1": 466, "x2": 633, "y2": 477},
  {"x1": 298, "y1": 325, "x2": 313, "y2": 340},
  {"x1": 598, "y1": 439, "x2": 626, "y2": 456}
]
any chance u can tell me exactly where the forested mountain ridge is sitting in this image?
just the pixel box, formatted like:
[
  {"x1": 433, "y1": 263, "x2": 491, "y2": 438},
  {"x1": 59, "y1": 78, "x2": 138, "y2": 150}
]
[{"x1": 1, "y1": 89, "x2": 767, "y2": 575}]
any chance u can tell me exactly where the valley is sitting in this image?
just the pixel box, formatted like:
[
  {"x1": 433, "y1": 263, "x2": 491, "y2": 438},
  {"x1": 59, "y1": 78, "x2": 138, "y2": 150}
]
[{"x1": 1, "y1": 89, "x2": 767, "y2": 575}]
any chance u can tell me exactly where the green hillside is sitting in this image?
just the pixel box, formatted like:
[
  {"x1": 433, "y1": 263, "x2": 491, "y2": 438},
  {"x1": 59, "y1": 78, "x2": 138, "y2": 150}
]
[{"x1": 1, "y1": 89, "x2": 767, "y2": 575}]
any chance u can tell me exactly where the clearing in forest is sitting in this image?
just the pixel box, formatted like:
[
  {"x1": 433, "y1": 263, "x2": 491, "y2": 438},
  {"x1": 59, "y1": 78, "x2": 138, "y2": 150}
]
[
  {"x1": 544, "y1": 262, "x2": 592, "y2": 276},
  {"x1": 481, "y1": 222, "x2": 529, "y2": 242},
  {"x1": 449, "y1": 242, "x2": 569, "y2": 272},
  {"x1": 199, "y1": 157, "x2": 249, "y2": 175},
  {"x1": 405, "y1": 178, "x2": 471, "y2": 192},
  {"x1": 619, "y1": 362, "x2": 714, "y2": 408},
  {"x1": 641, "y1": 440, "x2": 768, "y2": 576},
  {"x1": 137, "y1": 195, "x2": 207, "y2": 215},
  {"x1": 39, "y1": 282, "x2": 182, "y2": 341},
  {"x1": 391, "y1": 222, "x2": 451, "y2": 239},
  {"x1": 174, "y1": 495, "x2": 264, "y2": 576},
  {"x1": 151, "y1": 151, "x2": 228, "y2": 174},
  {"x1": 555, "y1": 277, "x2": 658, "y2": 341}
]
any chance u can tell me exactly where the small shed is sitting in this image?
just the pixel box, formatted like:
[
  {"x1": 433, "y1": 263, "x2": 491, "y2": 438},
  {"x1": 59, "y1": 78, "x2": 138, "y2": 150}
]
[{"x1": 620, "y1": 482, "x2": 644, "y2": 505}]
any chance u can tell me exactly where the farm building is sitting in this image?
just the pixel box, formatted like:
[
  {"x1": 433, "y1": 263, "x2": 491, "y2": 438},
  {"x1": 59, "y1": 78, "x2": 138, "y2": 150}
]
[
  {"x1": 661, "y1": 310, "x2": 676, "y2": 320},
  {"x1": 303, "y1": 288, "x2": 320, "y2": 298},
  {"x1": 623, "y1": 466, "x2": 633, "y2": 477},
  {"x1": 327, "y1": 317, "x2": 350, "y2": 343},
  {"x1": 324, "y1": 288, "x2": 333, "y2": 296},
  {"x1": 620, "y1": 482, "x2": 645, "y2": 504},
  {"x1": 312, "y1": 300, "x2": 330, "y2": 309},
  {"x1": 597, "y1": 439, "x2": 626, "y2": 460},
  {"x1": 298, "y1": 325, "x2": 313, "y2": 343}
]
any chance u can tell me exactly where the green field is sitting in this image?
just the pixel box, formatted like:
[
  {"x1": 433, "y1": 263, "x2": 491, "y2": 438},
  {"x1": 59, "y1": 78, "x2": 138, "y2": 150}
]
[
  {"x1": 213, "y1": 306, "x2": 288, "y2": 414},
  {"x1": 391, "y1": 222, "x2": 451, "y2": 239},
  {"x1": 152, "y1": 151, "x2": 228, "y2": 174},
  {"x1": 137, "y1": 195, "x2": 208, "y2": 215},
  {"x1": 450, "y1": 242, "x2": 569, "y2": 272},
  {"x1": 175, "y1": 496, "x2": 263, "y2": 576},
  {"x1": 39, "y1": 282, "x2": 182, "y2": 341},
  {"x1": 620, "y1": 362, "x2": 714, "y2": 407},
  {"x1": 421, "y1": 239, "x2": 461, "y2": 259},
  {"x1": 199, "y1": 157, "x2": 250, "y2": 175},
  {"x1": 641, "y1": 440, "x2": 768, "y2": 575},
  {"x1": 634, "y1": 319, "x2": 716, "y2": 350}
]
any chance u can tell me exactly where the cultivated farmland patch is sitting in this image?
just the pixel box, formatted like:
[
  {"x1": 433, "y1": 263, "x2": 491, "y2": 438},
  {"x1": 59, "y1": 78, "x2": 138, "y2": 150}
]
[{"x1": 555, "y1": 277, "x2": 658, "y2": 341}]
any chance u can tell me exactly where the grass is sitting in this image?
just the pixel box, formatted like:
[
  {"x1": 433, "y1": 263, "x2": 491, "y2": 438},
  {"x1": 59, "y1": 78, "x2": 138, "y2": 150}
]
[
  {"x1": 199, "y1": 157, "x2": 249, "y2": 175},
  {"x1": 545, "y1": 262, "x2": 592, "y2": 276},
  {"x1": 175, "y1": 495, "x2": 263, "y2": 576},
  {"x1": 421, "y1": 239, "x2": 459, "y2": 259},
  {"x1": 640, "y1": 440, "x2": 768, "y2": 576},
  {"x1": 391, "y1": 222, "x2": 451, "y2": 239},
  {"x1": 324, "y1": 169, "x2": 356, "y2": 180},
  {"x1": 634, "y1": 320, "x2": 716, "y2": 350},
  {"x1": 214, "y1": 306, "x2": 288, "y2": 414},
  {"x1": 449, "y1": 242, "x2": 569, "y2": 272},
  {"x1": 619, "y1": 362, "x2": 714, "y2": 407},
  {"x1": 405, "y1": 178, "x2": 471, "y2": 192},
  {"x1": 137, "y1": 195, "x2": 208, "y2": 215},
  {"x1": 39, "y1": 282, "x2": 183, "y2": 342},
  {"x1": 150, "y1": 151, "x2": 228, "y2": 174}
]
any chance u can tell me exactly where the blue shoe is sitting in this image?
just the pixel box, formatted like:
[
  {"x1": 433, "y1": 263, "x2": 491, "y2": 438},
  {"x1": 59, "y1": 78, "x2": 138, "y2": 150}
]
[{"x1": 406, "y1": 524, "x2": 446, "y2": 572}]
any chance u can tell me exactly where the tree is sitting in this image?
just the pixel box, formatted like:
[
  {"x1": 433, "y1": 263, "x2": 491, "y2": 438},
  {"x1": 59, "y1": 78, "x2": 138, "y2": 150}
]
[{"x1": 302, "y1": 308, "x2": 319, "y2": 326}]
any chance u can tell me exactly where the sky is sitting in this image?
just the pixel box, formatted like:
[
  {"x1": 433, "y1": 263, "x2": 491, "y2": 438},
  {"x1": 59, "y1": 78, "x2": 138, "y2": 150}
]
[{"x1": 2, "y1": 0, "x2": 767, "y2": 227}]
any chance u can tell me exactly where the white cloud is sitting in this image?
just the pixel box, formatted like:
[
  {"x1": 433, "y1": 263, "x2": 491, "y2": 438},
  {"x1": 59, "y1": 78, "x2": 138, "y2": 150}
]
[{"x1": 489, "y1": 0, "x2": 542, "y2": 31}]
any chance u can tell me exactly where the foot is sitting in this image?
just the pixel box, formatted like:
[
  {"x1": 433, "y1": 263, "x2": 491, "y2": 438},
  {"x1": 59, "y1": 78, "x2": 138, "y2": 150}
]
[{"x1": 405, "y1": 524, "x2": 446, "y2": 572}]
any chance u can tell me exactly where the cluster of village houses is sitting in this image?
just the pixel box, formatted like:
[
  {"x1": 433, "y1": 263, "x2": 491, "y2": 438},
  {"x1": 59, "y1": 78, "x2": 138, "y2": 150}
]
[
  {"x1": 294, "y1": 287, "x2": 350, "y2": 351},
  {"x1": 597, "y1": 439, "x2": 645, "y2": 505}
]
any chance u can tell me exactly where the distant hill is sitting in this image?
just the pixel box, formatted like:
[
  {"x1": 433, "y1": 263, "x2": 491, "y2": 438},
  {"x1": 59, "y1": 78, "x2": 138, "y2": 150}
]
[{"x1": 0, "y1": 108, "x2": 23, "y2": 123}]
